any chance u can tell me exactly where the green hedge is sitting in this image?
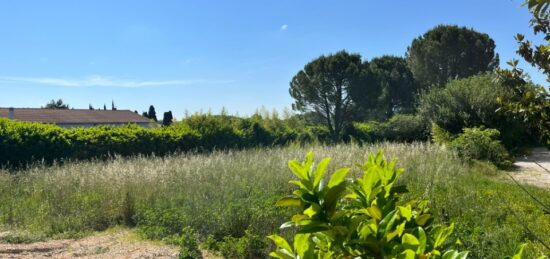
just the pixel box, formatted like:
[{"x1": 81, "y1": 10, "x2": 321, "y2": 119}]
[
  {"x1": 0, "y1": 113, "x2": 432, "y2": 167},
  {"x1": 0, "y1": 115, "x2": 333, "y2": 167},
  {"x1": 346, "y1": 114, "x2": 429, "y2": 143}
]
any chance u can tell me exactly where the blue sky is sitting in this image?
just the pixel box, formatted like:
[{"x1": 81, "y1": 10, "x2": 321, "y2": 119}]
[{"x1": 0, "y1": 0, "x2": 545, "y2": 118}]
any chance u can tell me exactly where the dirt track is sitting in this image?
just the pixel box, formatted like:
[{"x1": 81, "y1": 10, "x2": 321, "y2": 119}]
[
  {"x1": 0, "y1": 229, "x2": 180, "y2": 259},
  {"x1": 511, "y1": 147, "x2": 550, "y2": 189}
]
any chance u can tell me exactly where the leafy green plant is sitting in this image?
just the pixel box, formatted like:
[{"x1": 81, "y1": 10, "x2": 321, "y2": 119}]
[
  {"x1": 268, "y1": 151, "x2": 467, "y2": 258},
  {"x1": 163, "y1": 226, "x2": 202, "y2": 259},
  {"x1": 417, "y1": 74, "x2": 534, "y2": 149},
  {"x1": 210, "y1": 229, "x2": 266, "y2": 259},
  {"x1": 449, "y1": 127, "x2": 512, "y2": 169},
  {"x1": 430, "y1": 123, "x2": 454, "y2": 145}
]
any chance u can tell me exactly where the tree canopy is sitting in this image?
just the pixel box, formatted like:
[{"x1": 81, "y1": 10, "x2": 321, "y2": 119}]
[
  {"x1": 142, "y1": 105, "x2": 158, "y2": 122},
  {"x1": 162, "y1": 111, "x2": 174, "y2": 126},
  {"x1": 352, "y1": 56, "x2": 417, "y2": 120},
  {"x1": 496, "y1": 1, "x2": 550, "y2": 142},
  {"x1": 44, "y1": 99, "x2": 69, "y2": 109},
  {"x1": 406, "y1": 25, "x2": 498, "y2": 89},
  {"x1": 289, "y1": 51, "x2": 364, "y2": 140}
]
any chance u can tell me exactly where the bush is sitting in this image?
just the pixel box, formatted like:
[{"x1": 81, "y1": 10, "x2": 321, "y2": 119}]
[
  {"x1": 347, "y1": 115, "x2": 429, "y2": 143},
  {"x1": 430, "y1": 123, "x2": 455, "y2": 145},
  {"x1": 417, "y1": 74, "x2": 535, "y2": 149},
  {"x1": 268, "y1": 151, "x2": 466, "y2": 258},
  {"x1": 450, "y1": 127, "x2": 512, "y2": 169},
  {"x1": 209, "y1": 230, "x2": 266, "y2": 259}
]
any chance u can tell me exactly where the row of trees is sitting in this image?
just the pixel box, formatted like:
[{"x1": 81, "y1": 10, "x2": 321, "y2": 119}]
[
  {"x1": 141, "y1": 105, "x2": 174, "y2": 126},
  {"x1": 289, "y1": 24, "x2": 521, "y2": 141}
]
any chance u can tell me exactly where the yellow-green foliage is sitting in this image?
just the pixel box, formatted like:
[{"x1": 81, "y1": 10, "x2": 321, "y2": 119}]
[
  {"x1": 269, "y1": 151, "x2": 467, "y2": 258},
  {"x1": 450, "y1": 127, "x2": 512, "y2": 169},
  {"x1": 431, "y1": 123, "x2": 454, "y2": 144}
]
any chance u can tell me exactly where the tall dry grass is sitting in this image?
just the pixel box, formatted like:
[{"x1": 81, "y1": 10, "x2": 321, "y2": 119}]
[{"x1": 0, "y1": 143, "x2": 548, "y2": 257}]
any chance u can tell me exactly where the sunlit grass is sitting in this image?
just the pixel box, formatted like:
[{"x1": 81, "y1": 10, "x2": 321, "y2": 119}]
[{"x1": 0, "y1": 143, "x2": 548, "y2": 257}]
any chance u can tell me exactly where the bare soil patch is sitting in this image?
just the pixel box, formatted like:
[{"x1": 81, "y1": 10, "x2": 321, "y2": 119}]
[{"x1": 0, "y1": 229, "x2": 179, "y2": 259}]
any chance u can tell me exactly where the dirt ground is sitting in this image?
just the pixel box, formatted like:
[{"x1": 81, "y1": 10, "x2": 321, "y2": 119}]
[
  {"x1": 510, "y1": 147, "x2": 550, "y2": 189},
  {"x1": 0, "y1": 229, "x2": 181, "y2": 259}
]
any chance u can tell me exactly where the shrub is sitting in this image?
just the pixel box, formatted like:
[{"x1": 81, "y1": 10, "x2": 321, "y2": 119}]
[
  {"x1": 347, "y1": 115, "x2": 429, "y2": 143},
  {"x1": 417, "y1": 74, "x2": 535, "y2": 149},
  {"x1": 450, "y1": 127, "x2": 512, "y2": 169},
  {"x1": 174, "y1": 227, "x2": 202, "y2": 259},
  {"x1": 383, "y1": 114, "x2": 429, "y2": 142},
  {"x1": 430, "y1": 123, "x2": 455, "y2": 145},
  {"x1": 212, "y1": 230, "x2": 266, "y2": 259},
  {"x1": 268, "y1": 151, "x2": 466, "y2": 258}
]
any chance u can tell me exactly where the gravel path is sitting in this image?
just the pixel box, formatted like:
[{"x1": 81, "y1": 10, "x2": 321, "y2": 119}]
[{"x1": 511, "y1": 147, "x2": 550, "y2": 189}]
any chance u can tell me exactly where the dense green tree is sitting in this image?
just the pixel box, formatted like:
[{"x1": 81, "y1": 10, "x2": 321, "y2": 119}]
[
  {"x1": 406, "y1": 25, "x2": 498, "y2": 89},
  {"x1": 162, "y1": 111, "x2": 174, "y2": 126},
  {"x1": 111, "y1": 100, "x2": 117, "y2": 111},
  {"x1": 352, "y1": 56, "x2": 417, "y2": 120},
  {"x1": 148, "y1": 105, "x2": 158, "y2": 122},
  {"x1": 496, "y1": 0, "x2": 550, "y2": 142},
  {"x1": 89, "y1": 104, "x2": 94, "y2": 110},
  {"x1": 289, "y1": 51, "x2": 364, "y2": 140},
  {"x1": 44, "y1": 99, "x2": 69, "y2": 109},
  {"x1": 418, "y1": 74, "x2": 532, "y2": 148}
]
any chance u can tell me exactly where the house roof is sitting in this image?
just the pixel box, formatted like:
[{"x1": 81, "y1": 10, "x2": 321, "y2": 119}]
[{"x1": 0, "y1": 108, "x2": 151, "y2": 124}]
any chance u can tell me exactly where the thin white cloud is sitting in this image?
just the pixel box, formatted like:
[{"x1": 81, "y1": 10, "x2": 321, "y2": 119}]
[
  {"x1": 0, "y1": 75, "x2": 233, "y2": 88},
  {"x1": 280, "y1": 24, "x2": 288, "y2": 31}
]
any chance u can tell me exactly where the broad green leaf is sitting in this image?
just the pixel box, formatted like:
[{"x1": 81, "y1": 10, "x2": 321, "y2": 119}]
[
  {"x1": 304, "y1": 152, "x2": 314, "y2": 179},
  {"x1": 379, "y1": 210, "x2": 397, "y2": 233},
  {"x1": 511, "y1": 243, "x2": 526, "y2": 259},
  {"x1": 398, "y1": 249, "x2": 416, "y2": 259},
  {"x1": 456, "y1": 251, "x2": 469, "y2": 259},
  {"x1": 398, "y1": 205, "x2": 412, "y2": 221},
  {"x1": 276, "y1": 197, "x2": 303, "y2": 207},
  {"x1": 313, "y1": 157, "x2": 331, "y2": 189},
  {"x1": 415, "y1": 214, "x2": 431, "y2": 226},
  {"x1": 304, "y1": 204, "x2": 321, "y2": 218},
  {"x1": 289, "y1": 180, "x2": 307, "y2": 189},
  {"x1": 386, "y1": 221, "x2": 405, "y2": 242},
  {"x1": 291, "y1": 214, "x2": 308, "y2": 223},
  {"x1": 323, "y1": 184, "x2": 346, "y2": 216},
  {"x1": 442, "y1": 250, "x2": 468, "y2": 259},
  {"x1": 417, "y1": 227, "x2": 427, "y2": 254},
  {"x1": 293, "y1": 233, "x2": 312, "y2": 258},
  {"x1": 442, "y1": 250, "x2": 458, "y2": 259},
  {"x1": 269, "y1": 250, "x2": 295, "y2": 259},
  {"x1": 327, "y1": 168, "x2": 350, "y2": 188},
  {"x1": 280, "y1": 221, "x2": 294, "y2": 229},
  {"x1": 402, "y1": 233, "x2": 420, "y2": 250},
  {"x1": 268, "y1": 235, "x2": 293, "y2": 254},
  {"x1": 289, "y1": 160, "x2": 308, "y2": 180},
  {"x1": 433, "y1": 223, "x2": 455, "y2": 248},
  {"x1": 367, "y1": 205, "x2": 382, "y2": 221}
]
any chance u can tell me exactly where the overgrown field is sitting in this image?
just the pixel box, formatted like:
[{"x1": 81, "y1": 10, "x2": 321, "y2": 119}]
[{"x1": 0, "y1": 143, "x2": 548, "y2": 258}]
